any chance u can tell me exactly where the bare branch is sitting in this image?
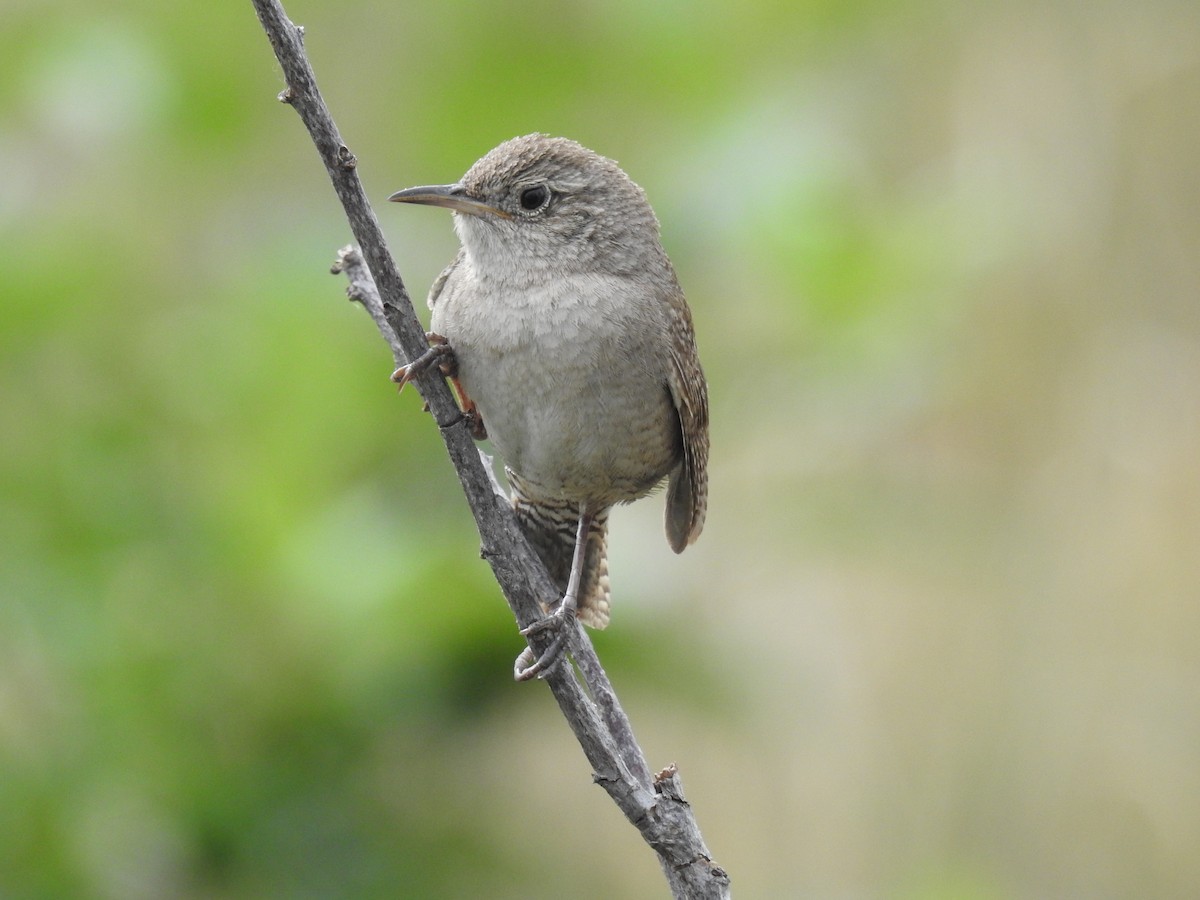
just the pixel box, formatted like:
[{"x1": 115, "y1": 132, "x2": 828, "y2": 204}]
[{"x1": 252, "y1": 4, "x2": 729, "y2": 897}]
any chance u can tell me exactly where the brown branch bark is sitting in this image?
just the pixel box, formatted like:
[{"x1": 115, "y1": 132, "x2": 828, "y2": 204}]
[{"x1": 251, "y1": 3, "x2": 730, "y2": 897}]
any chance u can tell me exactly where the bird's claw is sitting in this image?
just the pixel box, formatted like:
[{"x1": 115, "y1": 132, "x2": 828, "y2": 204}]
[
  {"x1": 391, "y1": 333, "x2": 455, "y2": 392},
  {"x1": 513, "y1": 607, "x2": 573, "y2": 681}
]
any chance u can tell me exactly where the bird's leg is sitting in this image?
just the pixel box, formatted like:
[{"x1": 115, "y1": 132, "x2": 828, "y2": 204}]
[
  {"x1": 514, "y1": 505, "x2": 593, "y2": 681},
  {"x1": 452, "y1": 379, "x2": 487, "y2": 441},
  {"x1": 391, "y1": 332, "x2": 486, "y2": 439}
]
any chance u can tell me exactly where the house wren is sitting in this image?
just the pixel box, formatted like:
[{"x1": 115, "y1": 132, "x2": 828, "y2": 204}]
[{"x1": 389, "y1": 134, "x2": 708, "y2": 680}]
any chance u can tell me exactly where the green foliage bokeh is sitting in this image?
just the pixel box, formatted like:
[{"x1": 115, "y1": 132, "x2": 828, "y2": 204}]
[{"x1": 3, "y1": 1, "x2": 1199, "y2": 897}]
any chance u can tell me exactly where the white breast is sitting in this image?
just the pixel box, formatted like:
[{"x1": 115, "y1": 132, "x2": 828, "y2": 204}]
[{"x1": 432, "y1": 267, "x2": 679, "y2": 503}]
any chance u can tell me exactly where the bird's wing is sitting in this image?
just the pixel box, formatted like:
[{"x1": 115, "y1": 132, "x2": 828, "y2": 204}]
[
  {"x1": 427, "y1": 248, "x2": 466, "y2": 311},
  {"x1": 664, "y1": 289, "x2": 709, "y2": 553}
]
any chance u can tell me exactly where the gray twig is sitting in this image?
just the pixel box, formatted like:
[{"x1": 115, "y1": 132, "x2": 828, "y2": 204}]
[{"x1": 251, "y1": 3, "x2": 729, "y2": 897}]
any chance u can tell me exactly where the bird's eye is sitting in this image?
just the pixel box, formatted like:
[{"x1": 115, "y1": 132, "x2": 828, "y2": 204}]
[{"x1": 518, "y1": 184, "x2": 550, "y2": 212}]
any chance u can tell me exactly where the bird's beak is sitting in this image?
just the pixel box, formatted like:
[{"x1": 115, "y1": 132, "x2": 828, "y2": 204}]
[{"x1": 387, "y1": 184, "x2": 511, "y2": 219}]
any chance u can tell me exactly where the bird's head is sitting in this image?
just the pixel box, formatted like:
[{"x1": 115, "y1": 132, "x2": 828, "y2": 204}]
[{"x1": 389, "y1": 134, "x2": 665, "y2": 280}]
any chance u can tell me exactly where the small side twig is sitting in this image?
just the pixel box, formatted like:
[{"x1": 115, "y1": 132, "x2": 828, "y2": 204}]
[
  {"x1": 251, "y1": 4, "x2": 729, "y2": 897},
  {"x1": 331, "y1": 248, "x2": 405, "y2": 366}
]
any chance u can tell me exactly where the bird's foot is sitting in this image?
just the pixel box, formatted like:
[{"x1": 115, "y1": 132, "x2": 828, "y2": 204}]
[
  {"x1": 514, "y1": 506, "x2": 591, "y2": 682},
  {"x1": 391, "y1": 334, "x2": 487, "y2": 439},
  {"x1": 390, "y1": 332, "x2": 456, "y2": 391},
  {"x1": 513, "y1": 604, "x2": 575, "y2": 681}
]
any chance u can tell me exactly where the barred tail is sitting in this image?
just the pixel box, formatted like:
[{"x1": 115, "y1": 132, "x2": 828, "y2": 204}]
[{"x1": 509, "y1": 472, "x2": 611, "y2": 629}]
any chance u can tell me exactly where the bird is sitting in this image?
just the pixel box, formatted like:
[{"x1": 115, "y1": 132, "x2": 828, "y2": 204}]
[{"x1": 388, "y1": 134, "x2": 708, "y2": 680}]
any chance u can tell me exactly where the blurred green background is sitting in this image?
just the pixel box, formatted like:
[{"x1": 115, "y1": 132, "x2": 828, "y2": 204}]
[{"x1": 3, "y1": 0, "x2": 1198, "y2": 896}]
